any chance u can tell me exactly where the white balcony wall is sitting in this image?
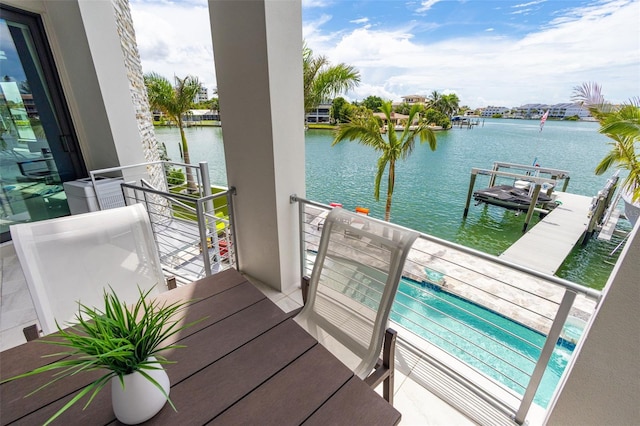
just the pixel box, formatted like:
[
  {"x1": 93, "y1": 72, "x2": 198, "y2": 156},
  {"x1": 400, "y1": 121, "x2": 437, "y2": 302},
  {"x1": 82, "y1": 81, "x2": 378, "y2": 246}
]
[
  {"x1": 546, "y1": 221, "x2": 640, "y2": 424},
  {"x1": 209, "y1": 0, "x2": 305, "y2": 292}
]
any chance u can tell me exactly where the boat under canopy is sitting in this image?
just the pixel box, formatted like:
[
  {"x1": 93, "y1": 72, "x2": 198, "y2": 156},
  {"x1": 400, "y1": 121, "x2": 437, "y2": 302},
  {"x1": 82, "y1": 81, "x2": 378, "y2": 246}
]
[{"x1": 473, "y1": 184, "x2": 555, "y2": 211}]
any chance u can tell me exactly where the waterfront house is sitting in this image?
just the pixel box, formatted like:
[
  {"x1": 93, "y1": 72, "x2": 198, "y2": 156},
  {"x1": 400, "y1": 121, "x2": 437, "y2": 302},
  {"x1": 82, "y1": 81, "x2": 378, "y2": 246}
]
[
  {"x1": 0, "y1": 1, "x2": 638, "y2": 424},
  {"x1": 481, "y1": 106, "x2": 510, "y2": 117},
  {"x1": 401, "y1": 94, "x2": 427, "y2": 105},
  {"x1": 305, "y1": 102, "x2": 331, "y2": 123}
]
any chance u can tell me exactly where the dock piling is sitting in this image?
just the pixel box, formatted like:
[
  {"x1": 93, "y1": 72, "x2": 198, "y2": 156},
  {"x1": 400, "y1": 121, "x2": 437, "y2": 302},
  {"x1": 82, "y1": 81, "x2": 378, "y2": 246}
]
[
  {"x1": 522, "y1": 184, "x2": 542, "y2": 233},
  {"x1": 463, "y1": 173, "x2": 478, "y2": 219}
]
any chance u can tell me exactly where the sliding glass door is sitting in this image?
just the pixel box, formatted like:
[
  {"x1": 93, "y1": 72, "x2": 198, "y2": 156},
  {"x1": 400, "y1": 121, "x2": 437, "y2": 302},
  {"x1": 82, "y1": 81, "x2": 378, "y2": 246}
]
[{"x1": 0, "y1": 6, "x2": 85, "y2": 242}]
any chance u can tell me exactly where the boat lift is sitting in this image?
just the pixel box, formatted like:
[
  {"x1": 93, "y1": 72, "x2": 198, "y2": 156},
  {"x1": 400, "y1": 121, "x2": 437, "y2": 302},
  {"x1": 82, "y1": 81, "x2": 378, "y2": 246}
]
[{"x1": 463, "y1": 162, "x2": 571, "y2": 233}]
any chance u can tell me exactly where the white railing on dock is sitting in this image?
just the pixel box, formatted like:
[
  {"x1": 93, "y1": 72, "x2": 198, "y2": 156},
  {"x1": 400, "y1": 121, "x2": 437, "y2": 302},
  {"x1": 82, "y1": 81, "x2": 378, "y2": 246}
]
[{"x1": 290, "y1": 195, "x2": 600, "y2": 425}]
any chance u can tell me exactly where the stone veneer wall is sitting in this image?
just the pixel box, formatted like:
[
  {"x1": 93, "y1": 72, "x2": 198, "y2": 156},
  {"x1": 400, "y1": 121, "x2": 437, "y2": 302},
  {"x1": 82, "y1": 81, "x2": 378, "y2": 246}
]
[{"x1": 110, "y1": 0, "x2": 166, "y2": 190}]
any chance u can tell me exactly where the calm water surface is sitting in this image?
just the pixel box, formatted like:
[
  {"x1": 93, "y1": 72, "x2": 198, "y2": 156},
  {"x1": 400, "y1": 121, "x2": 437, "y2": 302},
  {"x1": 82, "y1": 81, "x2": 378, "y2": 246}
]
[{"x1": 155, "y1": 119, "x2": 631, "y2": 290}]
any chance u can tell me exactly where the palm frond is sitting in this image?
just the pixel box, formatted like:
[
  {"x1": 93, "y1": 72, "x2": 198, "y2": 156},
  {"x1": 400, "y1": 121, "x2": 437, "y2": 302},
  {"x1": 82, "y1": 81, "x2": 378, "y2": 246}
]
[{"x1": 303, "y1": 45, "x2": 360, "y2": 112}]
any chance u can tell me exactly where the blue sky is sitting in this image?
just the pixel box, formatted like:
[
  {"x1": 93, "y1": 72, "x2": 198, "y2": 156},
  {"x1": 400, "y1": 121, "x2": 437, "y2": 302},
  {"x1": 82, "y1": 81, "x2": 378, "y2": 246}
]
[{"x1": 130, "y1": 0, "x2": 640, "y2": 108}]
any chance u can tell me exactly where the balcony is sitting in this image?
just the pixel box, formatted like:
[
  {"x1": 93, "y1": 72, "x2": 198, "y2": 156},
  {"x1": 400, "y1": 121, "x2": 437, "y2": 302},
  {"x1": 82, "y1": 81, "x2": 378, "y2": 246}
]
[
  {"x1": 1, "y1": 176, "x2": 605, "y2": 425},
  {"x1": 1, "y1": 1, "x2": 636, "y2": 423}
]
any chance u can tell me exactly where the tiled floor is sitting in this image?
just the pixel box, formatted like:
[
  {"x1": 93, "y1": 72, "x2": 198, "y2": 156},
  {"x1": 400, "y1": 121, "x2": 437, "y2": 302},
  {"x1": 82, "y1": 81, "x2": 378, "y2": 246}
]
[
  {"x1": 0, "y1": 243, "x2": 39, "y2": 351},
  {"x1": 0, "y1": 241, "x2": 476, "y2": 425}
]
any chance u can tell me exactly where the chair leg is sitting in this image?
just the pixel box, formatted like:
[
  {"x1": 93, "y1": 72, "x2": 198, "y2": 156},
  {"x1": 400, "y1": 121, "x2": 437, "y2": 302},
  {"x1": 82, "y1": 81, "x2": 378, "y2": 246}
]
[
  {"x1": 364, "y1": 328, "x2": 397, "y2": 404},
  {"x1": 166, "y1": 276, "x2": 177, "y2": 290},
  {"x1": 301, "y1": 275, "x2": 310, "y2": 305},
  {"x1": 23, "y1": 324, "x2": 40, "y2": 341},
  {"x1": 383, "y1": 328, "x2": 397, "y2": 405}
]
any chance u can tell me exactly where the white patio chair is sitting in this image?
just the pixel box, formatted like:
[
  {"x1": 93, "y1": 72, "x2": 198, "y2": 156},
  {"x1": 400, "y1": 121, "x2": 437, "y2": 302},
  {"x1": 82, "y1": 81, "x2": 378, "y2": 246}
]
[
  {"x1": 294, "y1": 207, "x2": 418, "y2": 404},
  {"x1": 10, "y1": 203, "x2": 168, "y2": 338}
]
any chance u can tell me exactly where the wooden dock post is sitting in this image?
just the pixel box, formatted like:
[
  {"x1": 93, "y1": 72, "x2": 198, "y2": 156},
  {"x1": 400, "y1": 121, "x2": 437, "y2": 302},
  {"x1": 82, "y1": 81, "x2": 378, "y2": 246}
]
[
  {"x1": 584, "y1": 193, "x2": 608, "y2": 244},
  {"x1": 463, "y1": 173, "x2": 478, "y2": 219},
  {"x1": 488, "y1": 163, "x2": 499, "y2": 188},
  {"x1": 522, "y1": 184, "x2": 542, "y2": 233}
]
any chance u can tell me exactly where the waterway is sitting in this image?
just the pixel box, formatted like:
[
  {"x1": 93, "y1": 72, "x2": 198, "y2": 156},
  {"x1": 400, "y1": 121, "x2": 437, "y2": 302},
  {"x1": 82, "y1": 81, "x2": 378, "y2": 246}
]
[{"x1": 154, "y1": 119, "x2": 632, "y2": 290}]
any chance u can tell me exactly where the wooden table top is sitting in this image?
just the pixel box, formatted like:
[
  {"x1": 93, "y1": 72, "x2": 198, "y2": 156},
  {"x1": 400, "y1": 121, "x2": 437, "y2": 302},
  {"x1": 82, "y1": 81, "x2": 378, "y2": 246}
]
[{"x1": 0, "y1": 268, "x2": 401, "y2": 425}]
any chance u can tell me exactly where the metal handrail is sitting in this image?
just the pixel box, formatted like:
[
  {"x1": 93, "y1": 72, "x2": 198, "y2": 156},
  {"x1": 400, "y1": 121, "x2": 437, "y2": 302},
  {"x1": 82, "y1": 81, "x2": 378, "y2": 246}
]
[
  {"x1": 291, "y1": 194, "x2": 601, "y2": 423},
  {"x1": 90, "y1": 160, "x2": 208, "y2": 209},
  {"x1": 291, "y1": 195, "x2": 600, "y2": 299},
  {"x1": 89, "y1": 160, "x2": 236, "y2": 281},
  {"x1": 121, "y1": 181, "x2": 237, "y2": 277}
]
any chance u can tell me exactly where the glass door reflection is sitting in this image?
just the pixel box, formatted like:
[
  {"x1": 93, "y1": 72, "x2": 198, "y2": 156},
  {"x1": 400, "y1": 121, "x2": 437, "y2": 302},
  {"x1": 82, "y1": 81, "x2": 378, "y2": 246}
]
[{"x1": 1, "y1": 10, "x2": 83, "y2": 241}]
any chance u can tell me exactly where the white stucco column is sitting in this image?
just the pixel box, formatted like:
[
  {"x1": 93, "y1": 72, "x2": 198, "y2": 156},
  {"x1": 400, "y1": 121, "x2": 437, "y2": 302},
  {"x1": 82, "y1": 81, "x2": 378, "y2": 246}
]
[
  {"x1": 545, "y1": 220, "x2": 640, "y2": 424},
  {"x1": 209, "y1": 0, "x2": 305, "y2": 291}
]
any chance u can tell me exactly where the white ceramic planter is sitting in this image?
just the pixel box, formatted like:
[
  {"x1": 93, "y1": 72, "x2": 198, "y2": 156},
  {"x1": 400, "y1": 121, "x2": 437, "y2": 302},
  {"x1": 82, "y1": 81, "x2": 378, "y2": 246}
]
[{"x1": 111, "y1": 357, "x2": 170, "y2": 424}]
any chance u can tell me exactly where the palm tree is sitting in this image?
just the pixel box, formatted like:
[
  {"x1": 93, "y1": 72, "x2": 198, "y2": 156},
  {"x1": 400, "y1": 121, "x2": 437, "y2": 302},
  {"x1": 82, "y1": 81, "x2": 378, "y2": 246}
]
[
  {"x1": 303, "y1": 45, "x2": 361, "y2": 114},
  {"x1": 332, "y1": 101, "x2": 437, "y2": 221},
  {"x1": 427, "y1": 91, "x2": 459, "y2": 117},
  {"x1": 441, "y1": 93, "x2": 460, "y2": 117},
  {"x1": 144, "y1": 72, "x2": 202, "y2": 191},
  {"x1": 572, "y1": 82, "x2": 640, "y2": 202}
]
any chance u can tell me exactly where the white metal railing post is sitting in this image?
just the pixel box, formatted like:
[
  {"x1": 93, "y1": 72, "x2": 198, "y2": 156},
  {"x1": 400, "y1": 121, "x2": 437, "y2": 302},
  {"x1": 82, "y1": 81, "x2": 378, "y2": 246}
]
[
  {"x1": 514, "y1": 289, "x2": 577, "y2": 424},
  {"x1": 226, "y1": 187, "x2": 238, "y2": 268},
  {"x1": 290, "y1": 194, "x2": 306, "y2": 280},
  {"x1": 198, "y1": 161, "x2": 219, "y2": 273},
  {"x1": 195, "y1": 199, "x2": 212, "y2": 276}
]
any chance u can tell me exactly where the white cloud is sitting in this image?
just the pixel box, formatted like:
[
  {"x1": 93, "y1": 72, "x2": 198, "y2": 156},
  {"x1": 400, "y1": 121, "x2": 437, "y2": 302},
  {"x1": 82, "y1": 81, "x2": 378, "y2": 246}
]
[
  {"x1": 129, "y1": 0, "x2": 640, "y2": 108},
  {"x1": 510, "y1": 8, "x2": 534, "y2": 15},
  {"x1": 302, "y1": 13, "x2": 336, "y2": 45},
  {"x1": 350, "y1": 17, "x2": 370, "y2": 24},
  {"x1": 302, "y1": 0, "x2": 331, "y2": 8},
  {"x1": 416, "y1": 0, "x2": 442, "y2": 13},
  {"x1": 304, "y1": 0, "x2": 640, "y2": 107},
  {"x1": 130, "y1": 1, "x2": 217, "y2": 94},
  {"x1": 512, "y1": 0, "x2": 547, "y2": 8}
]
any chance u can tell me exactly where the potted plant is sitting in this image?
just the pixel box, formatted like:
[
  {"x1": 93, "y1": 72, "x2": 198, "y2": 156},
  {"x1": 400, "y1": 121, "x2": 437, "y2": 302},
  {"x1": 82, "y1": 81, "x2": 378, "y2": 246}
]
[{"x1": 1, "y1": 287, "x2": 200, "y2": 425}]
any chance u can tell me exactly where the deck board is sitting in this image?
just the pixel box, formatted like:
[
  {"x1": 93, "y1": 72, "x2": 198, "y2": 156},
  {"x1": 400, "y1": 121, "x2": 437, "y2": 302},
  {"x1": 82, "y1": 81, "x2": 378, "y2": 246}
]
[{"x1": 499, "y1": 192, "x2": 592, "y2": 275}]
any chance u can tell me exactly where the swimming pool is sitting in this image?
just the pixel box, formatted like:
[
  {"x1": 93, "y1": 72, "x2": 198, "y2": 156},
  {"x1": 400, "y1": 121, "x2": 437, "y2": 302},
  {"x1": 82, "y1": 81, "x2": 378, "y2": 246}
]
[{"x1": 391, "y1": 278, "x2": 576, "y2": 408}]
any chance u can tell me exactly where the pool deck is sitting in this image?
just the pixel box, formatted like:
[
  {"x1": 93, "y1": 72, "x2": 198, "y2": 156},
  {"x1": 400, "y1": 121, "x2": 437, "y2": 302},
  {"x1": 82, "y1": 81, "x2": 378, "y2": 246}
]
[
  {"x1": 304, "y1": 204, "x2": 598, "y2": 336},
  {"x1": 404, "y1": 239, "x2": 597, "y2": 337}
]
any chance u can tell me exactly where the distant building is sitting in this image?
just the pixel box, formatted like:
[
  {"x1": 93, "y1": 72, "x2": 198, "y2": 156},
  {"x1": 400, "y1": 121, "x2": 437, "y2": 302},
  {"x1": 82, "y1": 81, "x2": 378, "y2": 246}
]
[
  {"x1": 550, "y1": 103, "x2": 591, "y2": 119},
  {"x1": 306, "y1": 102, "x2": 331, "y2": 123},
  {"x1": 506, "y1": 103, "x2": 592, "y2": 120},
  {"x1": 481, "y1": 106, "x2": 509, "y2": 117},
  {"x1": 184, "y1": 109, "x2": 220, "y2": 122},
  {"x1": 373, "y1": 111, "x2": 411, "y2": 126},
  {"x1": 401, "y1": 95, "x2": 427, "y2": 105},
  {"x1": 511, "y1": 103, "x2": 549, "y2": 119},
  {"x1": 150, "y1": 109, "x2": 220, "y2": 123},
  {"x1": 194, "y1": 87, "x2": 209, "y2": 103}
]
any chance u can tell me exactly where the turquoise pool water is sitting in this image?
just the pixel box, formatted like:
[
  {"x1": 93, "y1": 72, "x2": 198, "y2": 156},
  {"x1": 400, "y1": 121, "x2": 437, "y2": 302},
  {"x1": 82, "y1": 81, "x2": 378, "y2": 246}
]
[{"x1": 392, "y1": 278, "x2": 574, "y2": 408}]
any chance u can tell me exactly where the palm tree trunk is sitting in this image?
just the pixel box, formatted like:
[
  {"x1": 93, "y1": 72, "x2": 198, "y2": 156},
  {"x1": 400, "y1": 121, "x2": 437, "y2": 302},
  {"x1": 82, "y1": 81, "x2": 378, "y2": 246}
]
[
  {"x1": 178, "y1": 118, "x2": 197, "y2": 192},
  {"x1": 385, "y1": 161, "x2": 395, "y2": 221}
]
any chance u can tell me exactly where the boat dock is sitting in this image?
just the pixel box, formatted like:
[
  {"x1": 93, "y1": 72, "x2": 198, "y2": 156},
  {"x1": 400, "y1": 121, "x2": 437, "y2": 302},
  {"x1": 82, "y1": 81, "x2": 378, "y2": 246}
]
[{"x1": 499, "y1": 192, "x2": 593, "y2": 275}]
